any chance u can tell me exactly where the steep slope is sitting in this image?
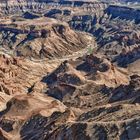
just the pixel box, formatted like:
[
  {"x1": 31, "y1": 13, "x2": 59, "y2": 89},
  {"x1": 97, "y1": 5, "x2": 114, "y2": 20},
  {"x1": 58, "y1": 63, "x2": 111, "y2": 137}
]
[
  {"x1": 0, "y1": 17, "x2": 94, "y2": 59},
  {"x1": 0, "y1": 48, "x2": 136, "y2": 140},
  {"x1": 1, "y1": 52, "x2": 140, "y2": 140}
]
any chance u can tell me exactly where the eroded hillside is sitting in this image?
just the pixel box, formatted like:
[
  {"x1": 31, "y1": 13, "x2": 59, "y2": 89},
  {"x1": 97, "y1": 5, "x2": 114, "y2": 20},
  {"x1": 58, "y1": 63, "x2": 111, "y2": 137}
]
[{"x1": 0, "y1": 0, "x2": 140, "y2": 140}]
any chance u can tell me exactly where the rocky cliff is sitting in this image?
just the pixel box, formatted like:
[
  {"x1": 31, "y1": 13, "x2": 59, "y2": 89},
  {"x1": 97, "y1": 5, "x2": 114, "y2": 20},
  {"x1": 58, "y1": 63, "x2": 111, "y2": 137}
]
[
  {"x1": 0, "y1": 17, "x2": 94, "y2": 59},
  {"x1": 0, "y1": 0, "x2": 107, "y2": 15}
]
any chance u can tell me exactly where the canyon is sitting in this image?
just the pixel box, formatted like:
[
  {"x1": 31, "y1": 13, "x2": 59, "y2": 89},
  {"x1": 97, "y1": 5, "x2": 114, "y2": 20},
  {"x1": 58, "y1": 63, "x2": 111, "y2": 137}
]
[{"x1": 0, "y1": 0, "x2": 140, "y2": 140}]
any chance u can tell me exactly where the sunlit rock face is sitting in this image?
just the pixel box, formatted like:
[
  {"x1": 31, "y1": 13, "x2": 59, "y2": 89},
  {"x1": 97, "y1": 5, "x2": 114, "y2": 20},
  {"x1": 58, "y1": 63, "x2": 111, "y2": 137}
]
[
  {"x1": 0, "y1": 17, "x2": 94, "y2": 59},
  {"x1": 0, "y1": 0, "x2": 106, "y2": 15}
]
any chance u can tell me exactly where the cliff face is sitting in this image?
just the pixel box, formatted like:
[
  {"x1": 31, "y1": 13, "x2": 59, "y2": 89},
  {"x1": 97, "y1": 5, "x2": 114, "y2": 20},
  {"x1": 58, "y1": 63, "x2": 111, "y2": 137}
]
[
  {"x1": 106, "y1": 5, "x2": 140, "y2": 24},
  {"x1": 0, "y1": 0, "x2": 107, "y2": 15},
  {"x1": 0, "y1": 17, "x2": 94, "y2": 59},
  {"x1": 0, "y1": 0, "x2": 47, "y2": 14},
  {"x1": 1, "y1": 0, "x2": 139, "y2": 24},
  {"x1": 1, "y1": 0, "x2": 140, "y2": 22},
  {"x1": 54, "y1": 4, "x2": 140, "y2": 67}
]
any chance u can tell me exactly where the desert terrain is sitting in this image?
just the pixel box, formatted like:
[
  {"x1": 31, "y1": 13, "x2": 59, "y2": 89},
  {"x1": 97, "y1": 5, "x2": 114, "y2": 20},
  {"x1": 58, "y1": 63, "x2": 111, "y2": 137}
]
[{"x1": 0, "y1": 0, "x2": 140, "y2": 140}]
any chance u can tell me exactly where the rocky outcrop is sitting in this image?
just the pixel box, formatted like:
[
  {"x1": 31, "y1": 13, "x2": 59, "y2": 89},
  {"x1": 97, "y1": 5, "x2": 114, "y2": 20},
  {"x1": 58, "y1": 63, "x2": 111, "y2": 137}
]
[
  {"x1": 0, "y1": 17, "x2": 94, "y2": 59},
  {"x1": 1, "y1": 52, "x2": 140, "y2": 140},
  {"x1": 42, "y1": 54, "x2": 129, "y2": 107},
  {"x1": 1, "y1": 1, "x2": 139, "y2": 65},
  {"x1": 0, "y1": 0, "x2": 107, "y2": 15},
  {"x1": 58, "y1": 4, "x2": 139, "y2": 66}
]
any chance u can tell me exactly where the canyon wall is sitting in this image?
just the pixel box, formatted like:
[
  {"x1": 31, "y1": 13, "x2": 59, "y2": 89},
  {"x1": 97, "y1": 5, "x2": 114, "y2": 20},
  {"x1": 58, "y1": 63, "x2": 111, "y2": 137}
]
[
  {"x1": 0, "y1": 0, "x2": 106, "y2": 15},
  {"x1": 106, "y1": 5, "x2": 140, "y2": 24}
]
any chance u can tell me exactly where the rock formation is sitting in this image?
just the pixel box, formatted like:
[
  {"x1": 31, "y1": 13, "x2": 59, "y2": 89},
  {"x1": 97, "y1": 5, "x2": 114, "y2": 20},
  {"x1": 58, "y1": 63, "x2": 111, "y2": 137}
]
[{"x1": 0, "y1": 0, "x2": 140, "y2": 140}]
